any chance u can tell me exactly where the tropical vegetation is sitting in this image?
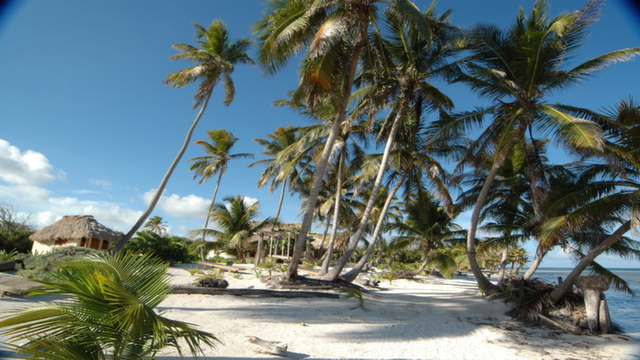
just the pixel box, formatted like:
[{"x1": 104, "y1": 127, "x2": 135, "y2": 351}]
[{"x1": 0, "y1": 252, "x2": 218, "y2": 359}]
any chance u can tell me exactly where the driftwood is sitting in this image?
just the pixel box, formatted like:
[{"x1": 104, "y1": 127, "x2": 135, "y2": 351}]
[
  {"x1": 245, "y1": 336, "x2": 288, "y2": 356},
  {"x1": 171, "y1": 286, "x2": 339, "y2": 299},
  {"x1": 538, "y1": 314, "x2": 582, "y2": 335}
]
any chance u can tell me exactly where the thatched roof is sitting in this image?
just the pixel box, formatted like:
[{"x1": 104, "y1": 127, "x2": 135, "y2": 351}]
[{"x1": 30, "y1": 215, "x2": 121, "y2": 243}]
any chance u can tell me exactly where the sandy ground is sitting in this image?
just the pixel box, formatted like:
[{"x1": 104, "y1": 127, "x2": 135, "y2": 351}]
[{"x1": 2, "y1": 264, "x2": 640, "y2": 360}]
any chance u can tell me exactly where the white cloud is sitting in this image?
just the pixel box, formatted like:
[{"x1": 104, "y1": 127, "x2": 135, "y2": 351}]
[
  {"x1": 143, "y1": 190, "x2": 209, "y2": 219},
  {"x1": 0, "y1": 139, "x2": 65, "y2": 185},
  {"x1": 89, "y1": 178, "x2": 112, "y2": 189},
  {"x1": 0, "y1": 184, "x2": 51, "y2": 203},
  {"x1": 23, "y1": 197, "x2": 144, "y2": 232}
]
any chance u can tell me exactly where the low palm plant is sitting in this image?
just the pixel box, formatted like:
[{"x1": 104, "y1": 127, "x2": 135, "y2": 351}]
[{"x1": 0, "y1": 252, "x2": 218, "y2": 359}]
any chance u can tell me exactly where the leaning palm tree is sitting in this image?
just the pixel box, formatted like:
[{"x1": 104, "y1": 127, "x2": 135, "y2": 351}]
[
  {"x1": 190, "y1": 129, "x2": 254, "y2": 239},
  {"x1": 145, "y1": 215, "x2": 168, "y2": 235},
  {"x1": 254, "y1": 0, "x2": 426, "y2": 281},
  {"x1": 0, "y1": 252, "x2": 217, "y2": 359},
  {"x1": 113, "y1": 20, "x2": 253, "y2": 252},
  {"x1": 322, "y1": 1, "x2": 459, "y2": 281},
  {"x1": 546, "y1": 99, "x2": 640, "y2": 302},
  {"x1": 438, "y1": 0, "x2": 640, "y2": 294}
]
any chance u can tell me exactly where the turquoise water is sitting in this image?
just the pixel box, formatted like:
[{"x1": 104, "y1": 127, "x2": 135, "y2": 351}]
[{"x1": 532, "y1": 268, "x2": 640, "y2": 339}]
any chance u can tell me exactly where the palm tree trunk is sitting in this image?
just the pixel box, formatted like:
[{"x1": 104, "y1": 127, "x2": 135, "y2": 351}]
[
  {"x1": 496, "y1": 246, "x2": 509, "y2": 289},
  {"x1": 322, "y1": 102, "x2": 407, "y2": 281},
  {"x1": 199, "y1": 171, "x2": 223, "y2": 260},
  {"x1": 340, "y1": 173, "x2": 405, "y2": 282},
  {"x1": 317, "y1": 150, "x2": 345, "y2": 276},
  {"x1": 284, "y1": 19, "x2": 368, "y2": 282},
  {"x1": 466, "y1": 160, "x2": 505, "y2": 295},
  {"x1": 466, "y1": 122, "x2": 528, "y2": 295},
  {"x1": 523, "y1": 246, "x2": 547, "y2": 279},
  {"x1": 113, "y1": 92, "x2": 213, "y2": 253},
  {"x1": 549, "y1": 221, "x2": 631, "y2": 303},
  {"x1": 271, "y1": 179, "x2": 287, "y2": 231},
  {"x1": 404, "y1": 251, "x2": 434, "y2": 277}
]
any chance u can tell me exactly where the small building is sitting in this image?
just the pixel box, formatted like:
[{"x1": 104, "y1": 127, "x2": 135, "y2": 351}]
[{"x1": 30, "y1": 215, "x2": 121, "y2": 254}]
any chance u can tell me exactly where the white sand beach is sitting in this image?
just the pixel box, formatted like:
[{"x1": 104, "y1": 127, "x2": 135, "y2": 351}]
[{"x1": 2, "y1": 265, "x2": 639, "y2": 360}]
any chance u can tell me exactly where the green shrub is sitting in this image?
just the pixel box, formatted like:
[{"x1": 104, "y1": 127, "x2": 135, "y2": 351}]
[
  {"x1": 0, "y1": 230, "x2": 34, "y2": 254},
  {"x1": 16, "y1": 247, "x2": 100, "y2": 281},
  {"x1": 124, "y1": 230, "x2": 199, "y2": 263},
  {"x1": 0, "y1": 249, "x2": 18, "y2": 262}
]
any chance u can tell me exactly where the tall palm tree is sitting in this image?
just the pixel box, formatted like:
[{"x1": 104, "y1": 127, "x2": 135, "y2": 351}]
[
  {"x1": 144, "y1": 215, "x2": 168, "y2": 235},
  {"x1": 190, "y1": 129, "x2": 254, "y2": 239},
  {"x1": 0, "y1": 252, "x2": 217, "y2": 359},
  {"x1": 249, "y1": 126, "x2": 302, "y2": 228},
  {"x1": 197, "y1": 195, "x2": 271, "y2": 263},
  {"x1": 254, "y1": 0, "x2": 426, "y2": 281},
  {"x1": 113, "y1": 20, "x2": 253, "y2": 252},
  {"x1": 322, "y1": 1, "x2": 459, "y2": 281},
  {"x1": 439, "y1": 0, "x2": 640, "y2": 294}
]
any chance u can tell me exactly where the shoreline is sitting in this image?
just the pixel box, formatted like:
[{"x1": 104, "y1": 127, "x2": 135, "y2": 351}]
[{"x1": 2, "y1": 265, "x2": 639, "y2": 359}]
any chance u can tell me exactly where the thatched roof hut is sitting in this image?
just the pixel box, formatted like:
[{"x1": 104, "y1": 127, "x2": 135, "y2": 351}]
[{"x1": 30, "y1": 215, "x2": 121, "y2": 254}]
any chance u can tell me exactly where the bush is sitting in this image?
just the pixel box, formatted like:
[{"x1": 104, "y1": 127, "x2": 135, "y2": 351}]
[
  {"x1": 16, "y1": 247, "x2": 100, "y2": 281},
  {"x1": 124, "y1": 230, "x2": 199, "y2": 264},
  {"x1": 0, "y1": 230, "x2": 34, "y2": 254}
]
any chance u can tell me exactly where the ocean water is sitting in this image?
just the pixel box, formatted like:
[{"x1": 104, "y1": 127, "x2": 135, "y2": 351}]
[{"x1": 532, "y1": 268, "x2": 640, "y2": 339}]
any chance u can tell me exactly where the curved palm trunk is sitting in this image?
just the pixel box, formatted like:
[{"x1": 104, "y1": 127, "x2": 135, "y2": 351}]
[
  {"x1": 496, "y1": 246, "x2": 509, "y2": 289},
  {"x1": 466, "y1": 161, "x2": 507, "y2": 295},
  {"x1": 272, "y1": 179, "x2": 287, "y2": 230},
  {"x1": 549, "y1": 221, "x2": 631, "y2": 303},
  {"x1": 199, "y1": 175, "x2": 222, "y2": 260},
  {"x1": 322, "y1": 103, "x2": 407, "y2": 281},
  {"x1": 523, "y1": 246, "x2": 547, "y2": 279},
  {"x1": 317, "y1": 151, "x2": 345, "y2": 276},
  {"x1": 284, "y1": 20, "x2": 368, "y2": 282},
  {"x1": 113, "y1": 92, "x2": 213, "y2": 253},
  {"x1": 340, "y1": 173, "x2": 405, "y2": 282},
  {"x1": 404, "y1": 250, "x2": 434, "y2": 277},
  {"x1": 466, "y1": 122, "x2": 528, "y2": 295}
]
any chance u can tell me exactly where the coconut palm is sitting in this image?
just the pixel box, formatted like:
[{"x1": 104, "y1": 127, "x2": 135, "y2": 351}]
[
  {"x1": 249, "y1": 126, "x2": 302, "y2": 229},
  {"x1": 254, "y1": 0, "x2": 427, "y2": 281},
  {"x1": 196, "y1": 195, "x2": 271, "y2": 263},
  {"x1": 322, "y1": 1, "x2": 459, "y2": 281},
  {"x1": 438, "y1": 0, "x2": 640, "y2": 294},
  {"x1": 190, "y1": 129, "x2": 254, "y2": 240},
  {"x1": 546, "y1": 100, "x2": 640, "y2": 302},
  {"x1": 386, "y1": 193, "x2": 463, "y2": 278},
  {"x1": 0, "y1": 252, "x2": 217, "y2": 359},
  {"x1": 113, "y1": 20, "x2": 253, "y2": 252},
  {"x1": 144, "y1": 215, "x2": 168, "y2": 235}
]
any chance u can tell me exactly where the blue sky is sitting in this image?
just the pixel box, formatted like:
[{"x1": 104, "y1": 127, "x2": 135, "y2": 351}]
[{"x1": 1, "y1": 0, "x2": 639, "y2": 268}]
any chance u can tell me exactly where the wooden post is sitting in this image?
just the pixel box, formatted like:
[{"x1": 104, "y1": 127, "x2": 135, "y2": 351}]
[{"x1": 575, "y1": 275, "x2": 611, "y2": 334}]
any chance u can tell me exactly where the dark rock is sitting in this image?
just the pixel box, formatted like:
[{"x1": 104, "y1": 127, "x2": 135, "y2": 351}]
[{"x1": 197, "y1": 278, "x2": 229, "y2": 288}]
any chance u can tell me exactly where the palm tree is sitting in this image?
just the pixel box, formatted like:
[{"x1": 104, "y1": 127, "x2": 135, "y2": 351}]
[
  {"x1": 113, "y1": 20, "x2": 253, "y2": 252},
  {"x1": 439, "y1": 0, "x2": 640, "y2": 294},
  {"x1": 190, "y1": 129, "x2": 254, "y2": 239},
  {"x1": 144, "y1": 215, "x2": 168, "y2": 235},
  {"x1": 546, "y1": 99, "x2": 640, "y2": 302},
  {"x1": 386, "y1": 193, "x2": 463, "y2": 277},
  {"x1": 322, "y1": 1, "x2": 459, "y2": 281},
  {"x1": 254, "y1": 0, "x2": 426, "y2": 281},
  {"x1": 0, "y1": 252, "x2": 217, "y2": 359},
  {"x1": 249, "y1": 126, "x2": 302, "y2": 228},
  {"x1": 196, "y1": 195, "x2": 271, "y2": 263}
]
